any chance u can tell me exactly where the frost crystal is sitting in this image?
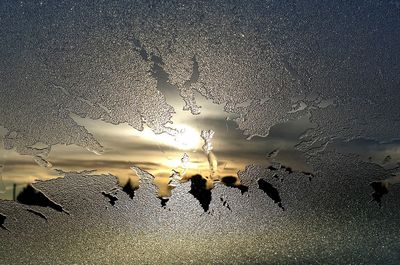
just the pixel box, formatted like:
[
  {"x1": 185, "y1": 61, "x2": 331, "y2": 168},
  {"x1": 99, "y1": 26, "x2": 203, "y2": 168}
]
[
  {"x1": 0, "y1": 2, "x2": 400, "y2": 263},
  {"x1": 180, "y1": 153, "x2": 190, "y2": 177},
  {"x1": 200, "y1": 130, "x2": 218, "y2": 179},
  {"x1": 200, "y1": 130, "x2": 214, "y2": 155},
  {"x1": 168, "y1": 170, "x2": 182, "y2": 188}
]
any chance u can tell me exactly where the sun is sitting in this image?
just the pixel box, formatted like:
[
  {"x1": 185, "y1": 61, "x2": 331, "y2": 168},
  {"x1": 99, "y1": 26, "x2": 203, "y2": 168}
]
[
  {"x1": 172, "y1": 125, "x2": 201, "y2": 150},
  {"x1": 135, "y1": 124, "x2": 201, "y2": 151}
]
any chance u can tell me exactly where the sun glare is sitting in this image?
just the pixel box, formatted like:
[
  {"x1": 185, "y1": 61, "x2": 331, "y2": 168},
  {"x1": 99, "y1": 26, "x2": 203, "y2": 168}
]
[
  {"x1": 134, "y1": 124, "x2": 201, "y2": 151},
  {"x1": 173, "y1": 125, "x2": 201, "y2": 150}
]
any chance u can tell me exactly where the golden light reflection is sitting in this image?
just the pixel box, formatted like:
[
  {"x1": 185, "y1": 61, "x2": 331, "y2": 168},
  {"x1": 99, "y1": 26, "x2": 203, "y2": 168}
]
[
  {"x1": 0, "y1": 91, "x2": 315, "y2": 200},
  {"x1": 131, "y1": 124, "x2": 202, "y2": 151}
]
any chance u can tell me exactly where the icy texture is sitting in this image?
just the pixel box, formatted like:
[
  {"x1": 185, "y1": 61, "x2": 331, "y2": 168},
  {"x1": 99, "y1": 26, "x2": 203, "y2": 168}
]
[
  {"x1": 1, "y1": 1, "x2": 399, "y2": 159},
  {"x1": 26, "y1": 209, "x2": 48, "y2": 221},
  {"x1": 121, "y1": 179, "x2": 136, "y2": 199},
  {"x1": 0, "y1": 1, "x2": 400, "y2": 263},
  {"x1": 370, "y1": 174, "x2": 400, "y2": 206},
  {"x1": 1, "y1": 151, "x2": 400, "y2": 263},
  {"x1": 258, "y1": 178, "x2": 284, "y2": 210},
  {"x1": 0, "y1": 2, "x2": 175, "y2": 159},
  {"x1": 101, "y1": 191, "x2": 119, "y2": 206},
  {"x1": 168, "y1": 170, "x2": 182, "y2": 188},
  {"x1": 33, "y1": 156, "x2": 53, "y2": 168},
  {"x1": 200, "y1": 129, "x2": 214, "y2": 154},
  {"x1": 132, "y1": 1, "x2": 400, "y2": 142},
  {"x1": 131, "y1": 165, "x2": 155, "y2": 185},
  {"x1": 0, "y1": 213, "x2": 7, "y2": 231},
  {"x1": 180, "y1": 153, "x2": 190, "y2": 169},
  {"x1": 17, "y1": 185, "x2": 67, "y2": 214},
  {"x1": 201, "y1": 130, "x2": 219, "y2": 179}
]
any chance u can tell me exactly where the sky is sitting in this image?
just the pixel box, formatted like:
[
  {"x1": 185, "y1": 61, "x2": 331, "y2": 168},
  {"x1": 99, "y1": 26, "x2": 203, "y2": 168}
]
[
  {"x1": 1, "y1": 2, "x2": 400, "y2": 264},
  {"x1": 1, "y1": 42, "x2": 399, "y2": 199},
  {"x1": 0, "y1": 84, "x2": 315, "y2": 199},
  {"x1": 1, "y1": 83, "x2": 399, "y2": 200},
  {"x1": 0, "y1": 0, "x2": 399, "y2": 202}
]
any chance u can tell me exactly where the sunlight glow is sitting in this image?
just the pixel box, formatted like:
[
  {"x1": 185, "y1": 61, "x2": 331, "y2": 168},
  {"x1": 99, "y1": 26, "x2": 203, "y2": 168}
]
[{"x1": 133, "y1": 124, "x2": 201, "y2": 151}]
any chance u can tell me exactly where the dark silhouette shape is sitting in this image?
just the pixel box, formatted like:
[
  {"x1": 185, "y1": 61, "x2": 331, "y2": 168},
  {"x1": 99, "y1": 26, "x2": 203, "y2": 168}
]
[
  {"x1": 101, "y1": 191, "x2": 118, "y2": 206},
  {"x1": 159, "y1": 197, "x2": 169, "y2": 208},
  {"x1": 258, "y1": 179, "x2": 284, "y2": 210},
  {"x1": 17, "y1": 185, "x2": 67, "y2": 213},
  {"x1": 267, "y1": 165, "x2": 279, "y2": 171},
  {"x1": 221, "y1": 176, "x2": 236, "y2": 186},
  {"x1": 13, "y1": 183, "x2": 17, "y2": 201},
  {"x1": 26, "y1": 209, "x2": 48, "y2": 221},
  {"x1": 269, "y1": 163, "x2": 314, "y2": 180},
  {"x1": 220, "y1": 176, "x2": 248, "y2": 194},
  {"x1": 220, "y1": 197, "x2": 231, "y2": 211},
  {"x1": 282, "y1": 166, "x2": 293, "y2": 174},
  {"x1": 122, "y1": 179, "x2": 136, "y2": 199},
  {"x1": 0, "y1": 213, "x2": 9, "y2": 231},
  {"x1": 183, "y1": 56, "x2": 200, "y2": 87},
  {"x1": 189, "y1": 174, "x2": 212, "y2": 212},
  {"x1": 236, "y1": 184, "x2": 249, "y2": 194},
  {"x1": 273, "y1": 173, "x2": 284, "y2": 182},
  {"x1": 370, "y1": 181, "x2": 388, "y2": 206}
]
